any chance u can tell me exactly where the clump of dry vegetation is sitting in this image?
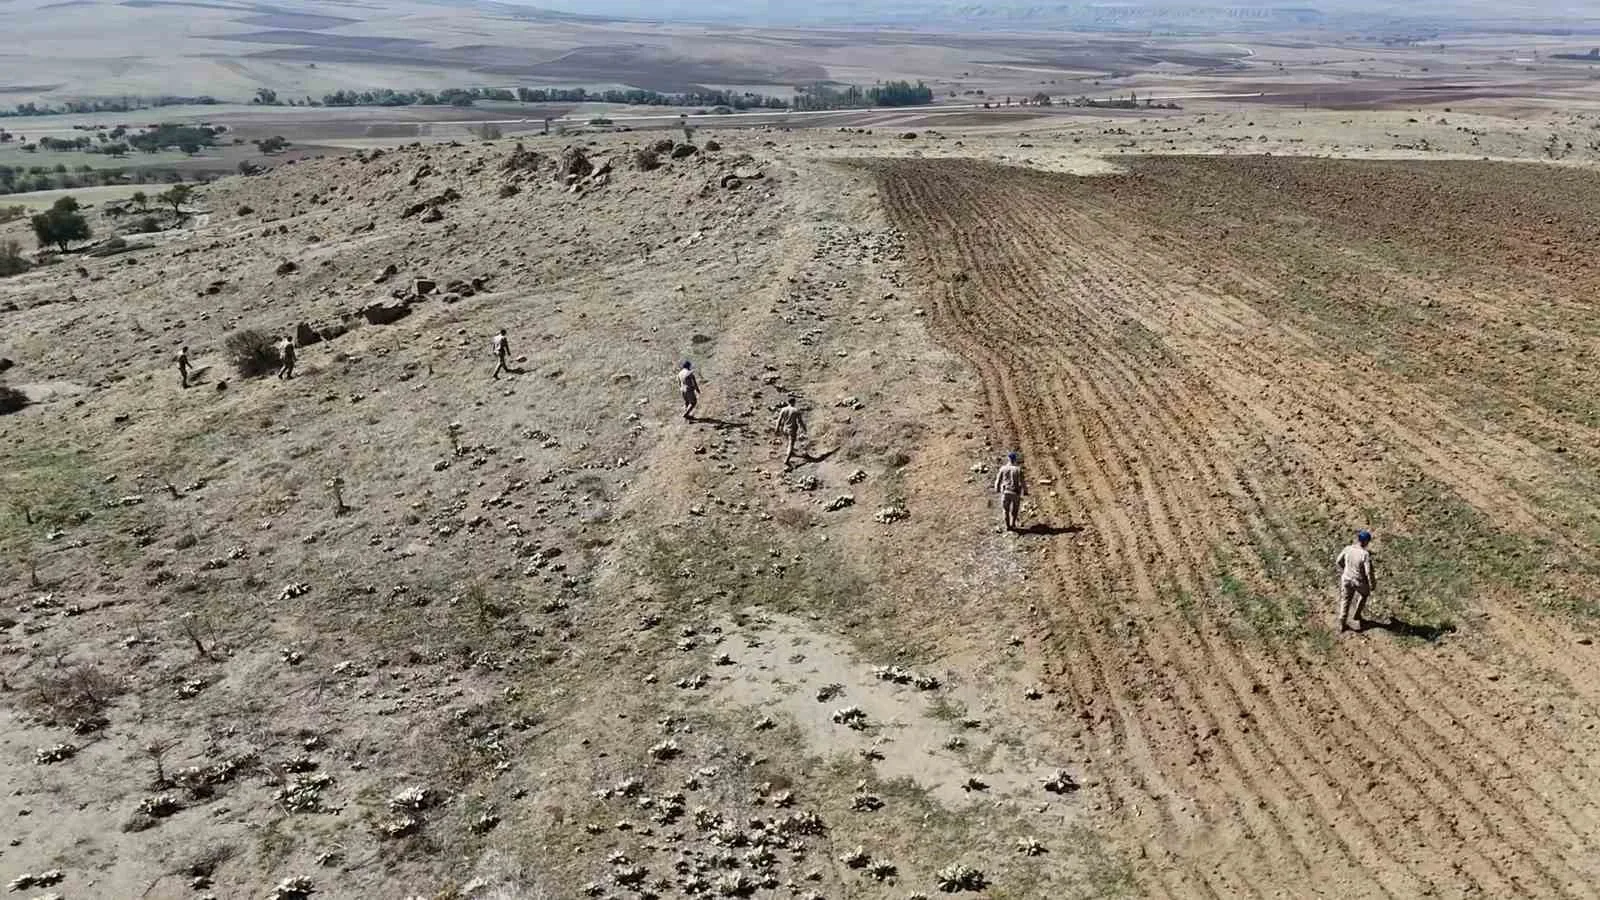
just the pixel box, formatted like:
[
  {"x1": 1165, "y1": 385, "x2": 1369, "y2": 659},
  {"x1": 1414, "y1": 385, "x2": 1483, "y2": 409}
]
[
  {"x1": 224, "y1": 328, "x2": 280, "y2": 377},
  {"x1": 23, "y1": 663, "x2": 124, "y2": 726},
  {"x1": 0, "y1": 383, "x2": 26, "y2": 414}
]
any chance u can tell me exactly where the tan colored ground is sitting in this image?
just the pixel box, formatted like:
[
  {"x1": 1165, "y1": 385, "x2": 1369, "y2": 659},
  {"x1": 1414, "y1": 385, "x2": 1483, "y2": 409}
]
[{"x1": 3, "y1": 106, "x2": 1600, "y2": 899}]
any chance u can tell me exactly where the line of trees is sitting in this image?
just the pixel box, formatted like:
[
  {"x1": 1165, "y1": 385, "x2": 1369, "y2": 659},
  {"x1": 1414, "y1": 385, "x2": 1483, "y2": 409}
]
[
  {"x1": 0, "y1": 165, "x2": 195, "y2": 196},
  {"x1": 4, "y1": 96, "x2": 220, "y2": 118},
  {"x1": 791, "y1": 80, "x2": 935, "y2": 111},
  {"x1": 7, "y1": 81, "x2": 941, "y2": 118}
]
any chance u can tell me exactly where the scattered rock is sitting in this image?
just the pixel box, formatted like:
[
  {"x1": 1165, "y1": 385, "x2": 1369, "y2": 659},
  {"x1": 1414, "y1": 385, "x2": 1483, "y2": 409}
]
[
  {"x1": 373, "y1": 264, "x2": 398, "y2": 284},
  {"x1": 269, "y1": 876, "x2": 316, "y2": 899},
  {"x1": 671, "y1": 143, "x2": 699, "y2": 160},
  {"x1": 823, "y1": 494, "x2": 855, "y2": 512},
  {"x1": 361, "y1": 302, "x2": 412, "y2": 326},
  {"x1": 1042, "y1": 770, "x2": 1079, "y2": 794},
  {"x1": 1017, "y1": 837, "x2": 1047, "y2": 856},
  {"x1": 34, "y1": 743, "x2": 77, "y2": 765},
  {"x1": 6, "y1": 871, "x2": 64, "y2": 892},
  {"x1": 874, "y1": 505, "x2": 909, "y2": 524},
  {"x1": 831, "y1": 706, "x2": 868, "y2": 730}
]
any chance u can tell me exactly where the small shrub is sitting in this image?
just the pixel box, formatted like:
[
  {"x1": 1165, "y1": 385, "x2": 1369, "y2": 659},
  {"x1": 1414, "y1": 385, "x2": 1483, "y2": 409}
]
[
  {"x1": 704, "y1": 139, "x2": 722, "y2": 151},
  {"x1": 24, "y1": 664, "x2": 124, "y2": 724},
  {"x1": 225, "y1": 328, "x2": 280, "y2": 378},
  {"x1": 0, "y1": 239, "x2": 29, "y2": 277},
  {"x1": 632, "y1": 148, "x2": 661, "y2": 171},
  {"x1": 129, "y1": 216, "x2": 163, "y2": 234},
  {"x1": 237, "y1": 204, "x2": 254, "y2": 215},
  {"x1": 0, "y1": 384, "x2": 27, "y2": 414}
]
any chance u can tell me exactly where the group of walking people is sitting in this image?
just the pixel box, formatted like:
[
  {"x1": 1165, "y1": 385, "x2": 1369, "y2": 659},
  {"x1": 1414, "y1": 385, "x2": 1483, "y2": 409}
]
[{"x1": 180, "y1": 325, "x2": 1381, "y2": 637}]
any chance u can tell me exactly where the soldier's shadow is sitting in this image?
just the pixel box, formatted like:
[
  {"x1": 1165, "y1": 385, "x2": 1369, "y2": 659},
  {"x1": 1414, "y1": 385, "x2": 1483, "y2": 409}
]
[
  {"x1": 1019, "y1": 522, "x2": 1083, "y2": 536},
  {"x1": 694, "y1": 416, "x2": 749, "y2": 432},
  {"x1": 1362, "y1": 617, "x2": 1456, "y2": 643},
  {"x1": 795, "y1": 448, "x2": 837, "y2": 464}
]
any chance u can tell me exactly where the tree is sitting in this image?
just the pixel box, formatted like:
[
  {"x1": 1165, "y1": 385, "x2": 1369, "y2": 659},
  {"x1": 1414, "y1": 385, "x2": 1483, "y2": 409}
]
[
  {"x1": 159, "y1": 183, "x2": 192, "y2": 219},
  {"x1": 130, "y1": 190, "x2": 148, "y2": 211},
  {"x1": 253, "y1": 135, "x2": 290, "y2": 153},
  {"x1": 30, "y1": 198, "x2": 91, "y2": 252}
]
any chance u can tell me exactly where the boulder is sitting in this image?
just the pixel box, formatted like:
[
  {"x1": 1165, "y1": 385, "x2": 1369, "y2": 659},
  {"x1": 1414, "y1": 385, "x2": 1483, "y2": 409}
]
[
  {"x1": 374, "y1": 264, "x2": 398, "y2": 284},
  {"x1": 670, "y1": 143, "x2": 698, "y2": 159},
  {"x1": 705, "y1": 139, "x2": 722, "y2": 151},
  {"x1": 362, "y1": 302, "x2": 412, "y2": 326},
  {"x1": 733, "y1": 166, "x2": 764, "y2": 180},
  {"x1": 0, "y1": 358, "x2": 12, "y2": 373},
  {"x1": 275, "y1": 260, "x2": 298, "y2": 276},
  {"x1": 650, "y1": 138, "x2": 675, "y2": 154},
  {"x1": 414, "y1": 278, "x2": 437, "y2": 296},
  {"x1": 295, "y1": 322, "x2": 323, "y2": 347},
  {"x1": 419, "y1": 206, "x2": 443, "y2": 223},
  {"x1": 408, "y1": 164, "x2": 432, "y2": 186}
]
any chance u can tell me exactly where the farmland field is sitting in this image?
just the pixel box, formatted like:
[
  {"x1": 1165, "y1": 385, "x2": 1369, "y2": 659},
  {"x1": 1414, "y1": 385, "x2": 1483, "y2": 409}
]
[{"x1": 876, "y1": 155, "x2": 1600, "y2": 896}]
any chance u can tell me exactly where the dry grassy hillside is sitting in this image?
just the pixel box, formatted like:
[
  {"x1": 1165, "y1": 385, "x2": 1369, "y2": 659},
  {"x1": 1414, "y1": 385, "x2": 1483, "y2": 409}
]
[{"x1": 0, "y1": 131, "x2": 1111, "y2": 899}]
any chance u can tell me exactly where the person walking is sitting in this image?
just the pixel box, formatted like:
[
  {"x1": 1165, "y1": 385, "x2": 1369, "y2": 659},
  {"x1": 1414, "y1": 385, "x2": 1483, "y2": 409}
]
[
  {"x1": 1335, "y1": 530, "x2": 1377, "y2": 632},
  {"x1": 277, "y1": 335, "x2": 297, "y2": 380},
  {"x1": 177, "y1": 345, "x2": 191, "y2": 388},
  {"x1": 993, "y1": 451, "x2": 1026, "y2": 531},
  {"x1": 774, "y1": 396, "x2": 808, "y2": 468},
  {"x1": 677, "y1": 361, "x2": 700, "y2": 420},
  {"x1": 492, "y1": 328, "x2": 511, "y2": 379}
]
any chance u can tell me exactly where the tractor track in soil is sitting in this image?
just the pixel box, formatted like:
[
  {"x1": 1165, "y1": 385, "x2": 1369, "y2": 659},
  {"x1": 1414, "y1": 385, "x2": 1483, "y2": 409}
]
[{"x1": 872, "y1": 156, "x2": 1600, "y2": 897}]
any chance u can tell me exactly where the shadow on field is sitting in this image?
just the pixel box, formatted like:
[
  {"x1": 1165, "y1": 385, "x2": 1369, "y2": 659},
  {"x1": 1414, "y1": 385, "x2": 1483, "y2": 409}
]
[
  {"x1": 693, "y1": 416, "x2": 749, "y2": 431},
  {"x1": 1364, "y1": 617, "x2": 1457, "y2": 643},
  {"x1": 1019, "y1": 522, "x2": 1084, "y2": 537}
]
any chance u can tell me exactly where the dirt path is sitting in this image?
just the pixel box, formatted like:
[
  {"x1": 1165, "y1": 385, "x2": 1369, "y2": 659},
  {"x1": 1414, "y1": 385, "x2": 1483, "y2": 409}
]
[{"x1": 874, "y1": 157, "x2": 1600, "y2": 898}]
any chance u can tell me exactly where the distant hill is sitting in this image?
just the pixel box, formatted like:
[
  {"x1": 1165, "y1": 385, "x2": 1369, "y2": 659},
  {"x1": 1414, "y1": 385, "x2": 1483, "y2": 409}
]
[{"x1": 510, "y1": 0, "x2": 1600, "y2": 32}]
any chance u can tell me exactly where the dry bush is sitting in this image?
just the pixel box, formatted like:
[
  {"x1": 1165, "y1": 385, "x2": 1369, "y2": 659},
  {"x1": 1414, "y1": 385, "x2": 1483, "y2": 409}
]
[
  {"x1": 632, "y1": 148, "x2": 661, "y2": 172},
  {"x1": 0, "y1": 384, "x2": 25, "y2": 414},
  {"x1": 25, "y1": 663, "x2": 125, "y2": 724},
  {"x1": 225, "y1": 328, "x2": 280, "y2": 378},
  {"x1": 0, "y1": 239, "x2": 29, "y2": 277}
]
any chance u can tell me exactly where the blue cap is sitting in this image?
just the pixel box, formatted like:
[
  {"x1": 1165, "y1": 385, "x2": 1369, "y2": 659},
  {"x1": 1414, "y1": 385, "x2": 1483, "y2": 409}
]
[{"x1": 1357, "y1": 530, "x2": 1371, "y2": 543}]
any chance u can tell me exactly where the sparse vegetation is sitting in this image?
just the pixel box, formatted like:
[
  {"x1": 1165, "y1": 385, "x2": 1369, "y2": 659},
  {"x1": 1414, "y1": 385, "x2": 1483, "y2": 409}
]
[
  {"x1": 224, "y1": 328, "x2": 280, "y2": 377},
  {"x1": 24, "y1": 664, "x2": 124, "y2": 725},
  {"x1": 0, "y1": 238, "x2": 29, "y2": 276}
]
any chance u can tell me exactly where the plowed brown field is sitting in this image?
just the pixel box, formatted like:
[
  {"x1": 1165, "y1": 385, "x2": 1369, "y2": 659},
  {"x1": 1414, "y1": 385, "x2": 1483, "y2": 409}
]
[{"x1": 875, "y1": 156, "x2": 1600, "y2": 898}]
